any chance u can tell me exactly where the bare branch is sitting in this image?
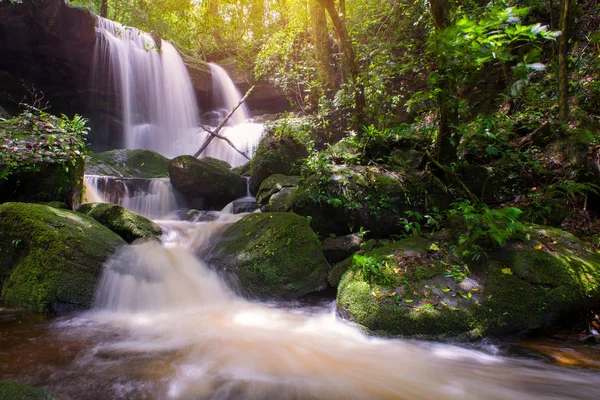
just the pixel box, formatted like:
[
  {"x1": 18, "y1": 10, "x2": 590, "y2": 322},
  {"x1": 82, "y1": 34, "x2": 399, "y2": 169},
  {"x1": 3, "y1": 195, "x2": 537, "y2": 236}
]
[
  {"x1": 198, "y1": 124, "x2": 251, "y2": 161},
  {"x1": 193, "y1": 85, "x2": 255, "y2": 158}
]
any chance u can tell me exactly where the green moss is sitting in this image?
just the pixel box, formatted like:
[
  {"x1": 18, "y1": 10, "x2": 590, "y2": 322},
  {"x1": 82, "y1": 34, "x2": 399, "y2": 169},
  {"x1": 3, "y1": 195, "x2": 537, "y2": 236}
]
[
  {"x1": 86, "y1": 149, "x2": 170, "y2": 178},
  {"x1": 0, "y1": 203, "x2": 125, "y2": 314},
  {"x1": 337, "y1": 226, "x2": 600, "y2": 339},
  {"x1": 76, "y1": 203, "x2": 162, "y2": 243},
  {"x1": 208, "y1": 212, "x2": 329, "y2": 300},
  {"x1": 0, "y1": 381, "x2": 65, "y2": 400},
  {"x1": 168, "y1": 155, "x2": 246, "y2": 209}
]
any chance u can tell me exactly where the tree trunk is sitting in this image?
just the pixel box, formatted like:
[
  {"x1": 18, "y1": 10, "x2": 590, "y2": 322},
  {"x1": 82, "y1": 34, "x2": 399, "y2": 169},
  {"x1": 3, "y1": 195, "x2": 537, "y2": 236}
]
[
  {"x1": 430, "y1": 0, "x2": 457, "y2": 166},
  {"x1": 100, "y1": 0, "x2": 108, "y2": 18},
  {"x1": 318, "y1": 0, "x2": 364, "y2": 126},
  {"x1": 558, "y1": 0, "x2": 570, "y2": 122},
  {"x1": 310, "y1": 0, "x2": 337, "y2": 94}
]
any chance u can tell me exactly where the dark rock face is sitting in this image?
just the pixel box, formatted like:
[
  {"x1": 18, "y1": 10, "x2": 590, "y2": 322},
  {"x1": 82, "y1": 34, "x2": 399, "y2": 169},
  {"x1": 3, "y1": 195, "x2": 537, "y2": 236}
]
[
  {"x1": 206, "y1": 212, "x2": 329, "y2": 300},
  {"x1": 0, "y1": 0, "x2": 96, "y2": 117},
  {"x1": 168, "y1": 155, "x2": 246, "y2": 209},
  {"x1": 232, "y1": 198, "x2": 259, "y2": 214},
  {"x1": 322, "y1": 234, "x2": 363, "y2": 265},
  {"x1": 0, "y1": 0, "x2": 212, "y2": 151},
  {"x1": 0, "y1": 202, "x2": 125, "y2": 314}
]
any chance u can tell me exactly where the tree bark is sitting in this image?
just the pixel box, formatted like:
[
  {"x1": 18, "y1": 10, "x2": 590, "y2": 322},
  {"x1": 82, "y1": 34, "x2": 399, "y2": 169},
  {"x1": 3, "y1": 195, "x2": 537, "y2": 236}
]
[
  {"x1": 430, "y1": 0, "x2": 457, "y2": 166},
  {"x1": 318, "y1": 0, "x2": 364, "y2": 126},
  {"x1": 310, "y1": 0, "x2": 337, "y2": 94},
  {"x1": 100, "y1": 0, "x2": 108, "y2": 18},
  {"x1": 558, "y1": 0, "x2": 570, "y2": 122}
]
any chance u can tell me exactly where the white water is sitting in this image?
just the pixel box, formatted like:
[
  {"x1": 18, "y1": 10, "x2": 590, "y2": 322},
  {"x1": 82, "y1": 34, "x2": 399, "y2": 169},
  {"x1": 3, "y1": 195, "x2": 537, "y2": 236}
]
[
  {"x1": 94, "y1": 19, "x2": 262, "y2": 167},
  {"x1": 94, "y1": 17, "x2": 200, "y2": 158},
  {"x1": 84, "y1": 175, "x2": 181, "y2": 220},
  {"x1": 72, "y1": 212, "x2": 600, "y2": 399}
]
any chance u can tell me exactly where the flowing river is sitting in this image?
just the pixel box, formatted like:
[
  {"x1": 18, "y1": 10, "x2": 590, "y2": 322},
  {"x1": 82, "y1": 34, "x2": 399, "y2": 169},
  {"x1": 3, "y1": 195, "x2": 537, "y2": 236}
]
[{"x1": 1, "y1": 208, "x2": 599, "y2": 400}]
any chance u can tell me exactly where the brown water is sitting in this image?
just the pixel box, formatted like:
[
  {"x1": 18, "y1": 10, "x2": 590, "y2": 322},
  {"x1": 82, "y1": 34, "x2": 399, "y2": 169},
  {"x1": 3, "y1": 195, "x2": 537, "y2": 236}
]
[{"x1": 2, "y1": 216, "x2": 600, "y2": 399}]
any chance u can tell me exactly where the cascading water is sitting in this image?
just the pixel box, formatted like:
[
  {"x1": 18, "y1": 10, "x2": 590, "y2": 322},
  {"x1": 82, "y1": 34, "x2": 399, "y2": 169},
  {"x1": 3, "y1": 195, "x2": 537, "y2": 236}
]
[
  {"x1": 197, "y1": 63, "x2": 263, "y2": 167},
  {"x1": 84, "y1": 175, "x2": 181, "y2": 220},
  {"x1": 94, "y1": 18, "x2": 263, "y2": 167},
  {"x1": 94, "y1": 17, "x2": 201, "y2": 158}
]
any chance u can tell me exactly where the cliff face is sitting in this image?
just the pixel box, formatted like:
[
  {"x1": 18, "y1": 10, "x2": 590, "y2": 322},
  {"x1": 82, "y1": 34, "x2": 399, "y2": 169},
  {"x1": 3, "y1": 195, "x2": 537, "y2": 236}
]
[{"x1": 0, "y1": 1, "x2": 288, "y2": 152}]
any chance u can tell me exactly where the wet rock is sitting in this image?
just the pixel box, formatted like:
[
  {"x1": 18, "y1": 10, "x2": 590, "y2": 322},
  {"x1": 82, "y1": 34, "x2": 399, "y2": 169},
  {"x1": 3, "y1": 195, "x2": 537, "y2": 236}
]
[
  {"x1": 168, "y1": 155, "x2": 246, "y2": 209},
  {"x1": 232, "y1": 198, "x2": 259, "y2": 214},
  {"x1": 86, "y1": 149, "x2": 170, "y2": 178},
  {"x1": 207, "y1": 212, "x2": 329, "y2": 300},
  {"x1": 337, "y1": 226, "x2": 600, "y2": 339},
  {"x1": 248, "y1": 131, "x2": 308, "y2": 195},
  {"x1": 292, "y1": 167, "x2": 451, "y2": 238},
  {"x1": 0, "y1": 202, "x2": 125, "y2": 314},
  {"x1": 322, "y1": 233, "x2": 363, "y2": 265},
  {"x1": 77, "y1": 202, "x2": 162, "y2": 243},
  {"x1": 256, "y1": 174, "x2": 299, "y2": 212}
]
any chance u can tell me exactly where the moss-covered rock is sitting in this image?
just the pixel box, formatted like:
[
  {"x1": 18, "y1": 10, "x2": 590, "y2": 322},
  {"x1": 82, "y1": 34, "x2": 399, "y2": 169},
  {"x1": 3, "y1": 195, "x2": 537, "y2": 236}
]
[
  {"x1": 168, "y1": 155, "x2": 246, "y2": 209},
  {"x1": 0, "y1": 203, "x2": 126, "y2": 314},
  {"x1": 207, "y1": 212, "x2": 329, "y2": 300},
  {"x1": 337, "y1": 227, "x2": 600, "y2": 339},
  {"x1": 256, "y1": 174, "x2": 299, "y2": 212},
  {"x1": 248, "y1": 131, "x2": 308, "y2": 195},
  {"x1": 0, "y1": 381, "x2": 67, "y2": 400},
  {"x1": 76, "y1": 203, "x2": 162, "y2": 243},
  {"x1": 85, "y1": 149, "x2": 170, "y2": 178},
  {"x1": 292, "y1": 167, "x2": 451, "y2": 238},
  {"x1": 0, "y1": 111, "x2": 86, "y2": 209}
]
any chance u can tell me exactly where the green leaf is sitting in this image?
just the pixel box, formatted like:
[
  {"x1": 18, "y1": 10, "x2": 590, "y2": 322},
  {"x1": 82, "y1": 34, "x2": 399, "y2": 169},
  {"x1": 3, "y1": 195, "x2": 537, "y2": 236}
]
[
  {"x1": 501, "y1": 268, "x2": 513, "y2": 275},
  {"x1": 429, "y1": 243, "x2": 441, "y2": 251}
]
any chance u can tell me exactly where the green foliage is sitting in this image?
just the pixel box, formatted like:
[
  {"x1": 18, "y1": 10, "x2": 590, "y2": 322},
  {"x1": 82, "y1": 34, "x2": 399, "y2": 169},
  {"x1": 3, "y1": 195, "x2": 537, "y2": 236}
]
[
  {"x1": 0, "y1": 107, "x2": 88, "y2": 182},
  {"x1": 352, "y1": 254, "x2": 396, "y2": 287},
  {"x1": 448, "y1": 201, "x2": 525, "y2": 260}
]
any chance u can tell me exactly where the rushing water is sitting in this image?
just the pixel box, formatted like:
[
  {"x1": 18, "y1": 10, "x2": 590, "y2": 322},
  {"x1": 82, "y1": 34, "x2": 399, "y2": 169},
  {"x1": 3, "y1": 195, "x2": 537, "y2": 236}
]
[
  {"x1": 94, "y1": 17, "x2": 200, "y2": 158},
  {"x1": 93, "y1": 18, "x2": 262, "y2": 167},
  {"x1": 2, "y1": 208, "x2": 600, "y2": 399}
]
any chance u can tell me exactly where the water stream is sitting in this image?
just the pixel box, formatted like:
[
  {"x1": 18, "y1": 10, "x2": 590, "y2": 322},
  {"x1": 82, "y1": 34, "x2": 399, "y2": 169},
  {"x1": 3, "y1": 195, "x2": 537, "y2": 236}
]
[{"x1": 2, "y1": 208, "x2": 600, "y2": 399}]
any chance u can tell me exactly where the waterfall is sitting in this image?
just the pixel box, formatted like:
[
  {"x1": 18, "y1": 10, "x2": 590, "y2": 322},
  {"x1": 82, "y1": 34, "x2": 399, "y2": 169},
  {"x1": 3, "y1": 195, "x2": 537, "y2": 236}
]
[
  {"x1": 94, "y1": 17, "x2": 263, "y2": 166},
  {"x1": 208, "y1": 63, "x2": 250, "y2": 125},
  {"x1": 84, "y1": 175, "x2": 181, "y2": 220},
  {"x1": 94, "y1": 17, "x2": 201, "y2": 158}
]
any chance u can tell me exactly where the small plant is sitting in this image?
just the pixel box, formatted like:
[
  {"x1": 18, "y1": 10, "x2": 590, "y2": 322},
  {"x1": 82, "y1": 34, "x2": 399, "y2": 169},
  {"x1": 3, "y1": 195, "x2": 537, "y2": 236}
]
[{"x1": 352, "y1": 254, "x2": 396, "y2": 286}]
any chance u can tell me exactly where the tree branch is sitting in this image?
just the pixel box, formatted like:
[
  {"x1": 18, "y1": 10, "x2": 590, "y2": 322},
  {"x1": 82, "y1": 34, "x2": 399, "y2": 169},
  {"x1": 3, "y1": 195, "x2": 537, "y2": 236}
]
[
  {"x1": 425, "y1": 150, "x2": 478, "y2": 204},
  {"x1": 197, "y1": 124, "x2": 251, "y2": 161},
  {"x1": 193, "y1": 85, "x2": 255, "y2": 158}
]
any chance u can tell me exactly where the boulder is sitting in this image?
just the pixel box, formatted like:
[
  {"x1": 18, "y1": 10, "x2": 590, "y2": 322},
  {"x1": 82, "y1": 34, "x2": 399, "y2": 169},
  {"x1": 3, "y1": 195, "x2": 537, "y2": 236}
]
[
  {"x1": 249, "y1": 132, "x2": 308, "y2": 195},
  {"x1": 0, "y1": 203, "x2": 125, "y2": 314},
  {"x1": 322, "y1": 233, "x2": 363, "y2": 265},
  {"x1": 0, "y1": 111, "x2": 86, "y2": 209},
  {"x1": 168, "y1": 155, "x2": 246, "y2": 209},
  {"x1": 231, "y1": 198, "x2": 259, "y2": 214},
  {"x1": 86, "y1": 149, "x2": 170, "y2": 178},
  {"x1": 292, "y1": 167, "x2": 451, "y2": 238},
  {"x1": 77, "y1": 203, "x2": 162, "y2": 243},
  {"x1": 337, "y1": 226, "x2": 600, "y2": 339},
  {"x1": 256, "y1": 174, "x2": 299, "y2": 212},
  {"x1": 0, "y1": 381, "x2": 67, "y2": 400},
  {"x1": 206, "y1": 212, "x2": 329, "y2": 300}
]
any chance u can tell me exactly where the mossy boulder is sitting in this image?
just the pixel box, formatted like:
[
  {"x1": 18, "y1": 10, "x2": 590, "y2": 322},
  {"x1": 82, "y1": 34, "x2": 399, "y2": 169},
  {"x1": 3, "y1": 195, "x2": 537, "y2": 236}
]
[
  {"x1": 76, "y1": 203, "x2": 162, "y2": 243},
  {"x1": 207, "y1": 212, "x2": 329, "y2": 300},
  {"x1": 168, "y1": 155, "x2": 246, "y2": 209},
  {"x1": 256, "y1": 174, "x2": 299, "y2": 212},
  {"x1": 0, "y1": 203, "x2": 126, "y2": 314},
  {"x1": 337, "y1": 226, "x2": 600, "y2": 339},
  {"x1": 248, "y1": 132, "x2": 308, "y2": 195},
  {"x1": 85, "y1": 149, "x2": 170, "y2": 178},
  {"x1": 292, "y1": 167, "x2": 451, "y2": 238},
  {"x1": 0, "y1": 381, "x2": 67, "y2": 400},
  {"x1": 0, "y1": 112, "x2": 86, "y2": 209}
]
